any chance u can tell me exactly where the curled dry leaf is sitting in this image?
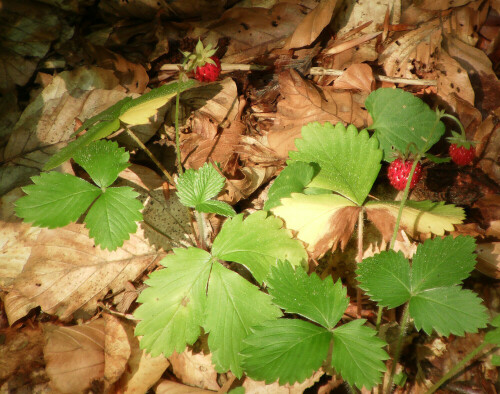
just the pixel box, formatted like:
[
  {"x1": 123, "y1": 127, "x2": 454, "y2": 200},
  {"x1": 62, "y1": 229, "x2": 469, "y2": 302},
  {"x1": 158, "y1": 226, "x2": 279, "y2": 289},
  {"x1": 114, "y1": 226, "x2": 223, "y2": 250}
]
[
  {"x1": 474, "y1": 108, "x2": 500, "y2": 184},
  {"x1": 220, "y1": 166, "x2": 277, "y2": 205},
  {"x1": 44, "y1": 319, "x2": 106, "y2": 393},
  {"x1": 476, "y1": 242, "x2": 500, "y2": 279},
  {"x1": 202, "y1": 3, "x2": 306, "y2": 64},
  {"x1": 243, "y1": 370, "x2": 324, "y2": 394},
  {"x1": 7, "y1": 223, "x2": 160, "y2": 323},
  {"x1": 268, "y1": 70, "x2": 368, "y2": 158},
  {"x1": 333, "y1": 63, "x2": 375, "y2": 92},
  {"x1": 169, "y1": 350, "x2": 220, "y2": 391},
  {"x1": 284, "y1": 0, "x2": 340, "y2": 50}
]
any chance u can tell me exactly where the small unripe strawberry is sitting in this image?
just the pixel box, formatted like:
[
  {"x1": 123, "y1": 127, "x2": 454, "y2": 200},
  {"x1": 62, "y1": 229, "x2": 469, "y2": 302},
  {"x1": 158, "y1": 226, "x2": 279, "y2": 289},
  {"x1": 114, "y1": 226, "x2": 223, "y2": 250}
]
[
  {"x1": 195, "y1": 56, "x2": 221, "y2": 82},
  {"x1": 449, "y1": 143, "x2": 475, "y2": 166},
  {"x1": 387, "y1": 159, "x2": 422, "y2": 191}
]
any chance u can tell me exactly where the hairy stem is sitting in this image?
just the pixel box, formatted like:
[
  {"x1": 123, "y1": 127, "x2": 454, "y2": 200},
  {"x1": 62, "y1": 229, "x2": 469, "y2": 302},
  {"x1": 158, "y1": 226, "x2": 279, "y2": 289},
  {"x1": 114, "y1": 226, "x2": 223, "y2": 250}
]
[
  {"x1": 124, "y1": 127, "x2": 175, "y2": 185},
  {"x1": 175, "y1": 84, "x2": 183, "y2": 175},
  {"x1": 194, "y1": 210, "x2": 207, "y2": 250}
]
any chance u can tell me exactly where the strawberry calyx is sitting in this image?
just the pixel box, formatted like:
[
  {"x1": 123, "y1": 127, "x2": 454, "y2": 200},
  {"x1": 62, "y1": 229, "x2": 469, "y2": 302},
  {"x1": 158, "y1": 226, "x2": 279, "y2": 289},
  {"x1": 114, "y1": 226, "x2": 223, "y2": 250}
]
[
  {"x1": 446, "y1": 130, "x2": 477, "y2": 150},
  {"x1": 181, "y1": 40, "x2": 218, "y2": 73}
]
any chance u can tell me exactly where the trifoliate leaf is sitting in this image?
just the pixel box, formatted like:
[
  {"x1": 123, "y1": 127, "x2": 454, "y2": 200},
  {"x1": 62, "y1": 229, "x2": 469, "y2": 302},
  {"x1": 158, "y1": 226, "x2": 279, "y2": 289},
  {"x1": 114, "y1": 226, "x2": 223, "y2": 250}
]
[
  {"x1": 119, "y1": 80, "x2": 196, "y2": 125},
  {"x1": 267, "y1": 261, "x2": 348, "y2": 329},
  {"x1": 365, "y1": 200, "x2": 465, "y2": 240},
  {"x1": 271, "y1": 193, "x2": 359, "y2": 259},
  {"x1": 264, "y1": 161, "x2": 317, "y2": 210},
  {"x1": 43, "y1": 118, "x2": 121, "y2": 171},
  {"x1": 289, "y1": 122, "x2": 382, "y2": 205},
  {"x1": 204, "y1": 262, "x2": 282, "y2": 377},
  {"x1": 357, "y1": 250, "x2": 411, "y2": 309},
  {"x1": 241, "y1": 319, "x2": 330, "y2": 385},
  {"x1": 73, "y1": 140, "x2": 130, "y2": 188},
  {"x1": 409, "y1": 287, "x2": 488, "y2": 336},
  {"x1": 15, "y1": 172, "x2": 100, "y2": 228},
  {"x1": 211, "y1": 211, "x2": 307, "y2": 284},
  {"x1": 331, "y1": 319, "x2": 389, "y2": 390},
  {"x1": 411, "y1": 236, "x2": 477, "y2": 292},
  {"x1": 84, "y1": 187, "x2": 143, "y2": 250},
  {"x1": 134, "y1": 247, "x2": 212, "y2": 357},
  {"x1": 176, "y1": 162, "x2": 235, "y2": 217},
  {"x1": 365, "y1": 88, "x2": 445, "y2": 161}
]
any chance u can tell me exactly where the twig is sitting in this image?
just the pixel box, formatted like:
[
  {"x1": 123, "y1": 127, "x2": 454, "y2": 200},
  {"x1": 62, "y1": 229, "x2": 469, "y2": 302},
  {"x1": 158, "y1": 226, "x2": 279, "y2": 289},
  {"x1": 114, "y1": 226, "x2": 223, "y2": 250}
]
[
  {"x1": 159, "y1": 63, "x2": 269, "y2": 72},
  {"x1": 309, "y1": 67, "x2": 437, "y2": 86}
]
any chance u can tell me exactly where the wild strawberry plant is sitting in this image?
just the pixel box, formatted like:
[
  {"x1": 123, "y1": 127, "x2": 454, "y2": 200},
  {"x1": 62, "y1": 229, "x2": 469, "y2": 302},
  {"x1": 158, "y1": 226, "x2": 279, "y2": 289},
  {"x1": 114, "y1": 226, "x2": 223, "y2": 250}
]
[{"x1": 13, "y1": 81, "x2": 496, "y2": 392}]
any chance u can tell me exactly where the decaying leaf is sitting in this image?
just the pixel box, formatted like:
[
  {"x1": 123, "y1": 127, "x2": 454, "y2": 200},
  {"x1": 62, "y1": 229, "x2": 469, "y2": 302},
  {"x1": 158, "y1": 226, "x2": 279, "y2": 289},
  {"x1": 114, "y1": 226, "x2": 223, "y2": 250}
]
[{"x1": 169, "y1": 350, "x2": 220, "y2": 391}]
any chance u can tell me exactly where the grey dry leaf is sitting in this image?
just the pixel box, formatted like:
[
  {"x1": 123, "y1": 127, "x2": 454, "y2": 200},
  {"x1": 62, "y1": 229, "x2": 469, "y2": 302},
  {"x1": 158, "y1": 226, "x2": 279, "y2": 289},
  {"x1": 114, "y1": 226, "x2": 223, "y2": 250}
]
[
  {"x1": 8, "y1": 223, "x2": 160, "y2": 323},
  {"x1": 44, "y1": 319, "x2": 106, "y2": 393}
]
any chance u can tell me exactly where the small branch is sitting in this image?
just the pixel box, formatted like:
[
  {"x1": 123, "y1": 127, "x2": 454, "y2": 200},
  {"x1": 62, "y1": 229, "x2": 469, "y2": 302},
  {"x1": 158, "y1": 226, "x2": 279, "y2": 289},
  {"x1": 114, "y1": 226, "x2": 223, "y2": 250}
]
[
  {"x1": 124, "y1": 127, "x2": 175, "y2": 186},
  {"x1": 309, "y1": 67, "x2": 437, "y2": 86}
]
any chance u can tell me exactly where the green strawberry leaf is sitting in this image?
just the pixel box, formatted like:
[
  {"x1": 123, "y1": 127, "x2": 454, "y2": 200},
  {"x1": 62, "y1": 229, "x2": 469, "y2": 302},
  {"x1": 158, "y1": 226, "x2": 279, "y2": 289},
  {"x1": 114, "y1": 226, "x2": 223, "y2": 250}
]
[
  {"x1": 134, "y1": 247, "x2": 212, "y2": 357},
  {"x1": 264, "y1": 161, "x2": 317, "y2": 210},
  {"x1": 267, "y1": 260, "x2": 348, "y2": 329},
  {"x1": 331, "y1": 319, "x2": 389, "y2": 390},
  {"x1": 409, "y1": 287, "x2": 488, "y2": 336},
  {"x1": 177, "y1": 162, "x2": 235, "y2": 217},
  {"x1": 485, "y1": 315, "x2": 500, "y2": 345},
  {"x1": 43, "y1": 118, "x2": 121, "y2": 171},
  {"x1": 241, "y1": 319, "x2": 331, "y2": 385},
  {"x1": 289, "y1": 122, "x2": 382, "y2": 205},
  {"x1": 365, "y1": 200, "x2": 465, "y2": 240},
  {"x1": 84, "y1": 186, "x2": 143, "y2": 250},
  {"x1": 15, "y1": 172, "x2": 100, "y2": 228},
  {"x1": 357, "y1": 250, "x2": 411, "y2": 309},
  {"x1": 271, "y1": 193, "x2": 359, "y2": 259},
  {"x1": 204, "y1": 261, "x2": 282, "y2": 377},
  {"x1": 211, "y1": 212, "x2": 307, "y2": 284},
  {"x1": 73, "y1": 140, "x2": 130, "y2": 188},
  {"x1": 365, "y1": 88, "x2": 445, "y2": 161},
  {"x1": 410, "y1": 236, "x2": 477, "y2": 292}
]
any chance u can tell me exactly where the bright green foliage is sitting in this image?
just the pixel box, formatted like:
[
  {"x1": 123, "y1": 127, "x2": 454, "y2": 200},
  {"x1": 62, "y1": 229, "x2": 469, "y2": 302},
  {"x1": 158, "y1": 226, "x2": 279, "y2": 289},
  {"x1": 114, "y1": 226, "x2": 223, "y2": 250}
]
[
  {"x1": 485, "y1": 315, "x2": 500, "y2": 345},
  {"x1": 205, "y1": 262, "x2": 282, "y2": 376},
  {"x1": 73, "y1": 140, "x2": 130, "y2": 188},
  {"x1": 134, "y1": 248, "x2": 212, "y2": 357},
  {"x1": 241, "y1": 319, "x2": 331, "y2": 385},
  {"x1": 176, "y1": 162, "x2": 235, "y2": 217},
  {"x1": 357, "y1": 236, "x2": 488, "y2": 336},
  {"x1": 134, "y1": 211, "x2": 304, "y2": 376},
  {"x1": 242, "y1": 261, "x2": 388, "y2": 389},
  {"x1": 84, "y1": 187, "x2": 143, "y2": 250},
  {"x1": 267, "y1": 260, "x2": 348, "y2": 328},
  {"x1": 211, "y1": 211, "x2": 308, "y2": 283},
  {"x1": 16, "y1": 140, "x2": 143, "y2": 250},
  {"x1": 264, "y1": 161, "x2": 316, "y2": 210},
  {"x1": 15, "y1": 172, "x2": 101, "y2": 228},
  {"x1": 365, "y1": 88, "x2": 445, "y2": 161},
  {"x1": 289, "y1": 122, "x2": 382, "y2": 205},
  {"x1": 331, "y1": 319, "x2": 389, "y2": 390},
  {"x1": 43, "y1": 80, "x2": 196, "y2": 171}
]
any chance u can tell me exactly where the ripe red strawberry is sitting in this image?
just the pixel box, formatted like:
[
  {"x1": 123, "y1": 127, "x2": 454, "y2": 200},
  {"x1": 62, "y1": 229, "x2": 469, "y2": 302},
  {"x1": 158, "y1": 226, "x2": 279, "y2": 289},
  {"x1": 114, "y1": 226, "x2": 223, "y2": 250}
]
[
  {"x1": 387, "y1": 159, "x2": 422, "y2": 191},
  {"x1": 195, "y1": 56, "x2": 221, "y2": 82},
  {"x1": 449, "y1": 143, "x2": 475, "y2": 166}
]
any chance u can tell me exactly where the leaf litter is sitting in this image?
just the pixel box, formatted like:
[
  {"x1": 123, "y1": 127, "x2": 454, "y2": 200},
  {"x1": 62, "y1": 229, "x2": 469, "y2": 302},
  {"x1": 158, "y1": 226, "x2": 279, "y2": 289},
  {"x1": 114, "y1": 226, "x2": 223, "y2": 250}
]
[{"x1": 0, "y1": 0, "x2": 499, "y2": 392}]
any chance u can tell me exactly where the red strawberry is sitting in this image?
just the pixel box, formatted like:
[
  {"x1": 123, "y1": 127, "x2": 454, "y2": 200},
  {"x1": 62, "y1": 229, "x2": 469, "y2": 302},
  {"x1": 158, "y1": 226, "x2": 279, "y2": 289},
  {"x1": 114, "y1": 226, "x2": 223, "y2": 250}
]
[
  {"x1": 447, "y1": 130, "x2": 476, "y2": 166},
  {"x1": 387, "y1": 159, "x2": 422, "y2": 191},
  {"x1": 195, "y1": 56, "x2": 221, "y2": 82}
]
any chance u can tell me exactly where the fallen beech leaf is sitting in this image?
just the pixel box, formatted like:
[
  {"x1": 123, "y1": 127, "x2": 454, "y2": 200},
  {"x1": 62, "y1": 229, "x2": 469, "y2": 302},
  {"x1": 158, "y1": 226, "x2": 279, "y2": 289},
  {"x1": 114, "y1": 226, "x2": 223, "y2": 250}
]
[
  {"x1": 156, "y1": 380, "x2": 213, "y2": 393},
  {"x1": 284, "y1": 0, "x2": 340, "y2": 50},
  {"x1": 333, "y1": 63, "x2": 375, "y2": 92},
  {"x1": 243, "y1": 370, "x2": 324, "y2": 393},
  {"x1": 104, "y1": 314, "x2": 131, "y2": 389},
  {"x1": 221, "y1": 166, "x2": 277, "y2": 205},
  {"x1": 8, "y1": 223, "x2": 160, "y2": 322},
  {"x1": 169, "y1": 350, "x2": 219, "y2": 391},
  {"x1": 415, "y1": 0, "x2": 474, "y2": 10},
  {"x1": 44, "y1": 319, "x2": 106, "y2": 393},
  {"x1": 474, "y1": 108, "x2": 500, "y2": 184},
  {"x1": 268, "y1": 70, "x2": 368, "y2": 158},
  {"x1": 476, "y1": 242, "x2": 500, "y2": 279}
]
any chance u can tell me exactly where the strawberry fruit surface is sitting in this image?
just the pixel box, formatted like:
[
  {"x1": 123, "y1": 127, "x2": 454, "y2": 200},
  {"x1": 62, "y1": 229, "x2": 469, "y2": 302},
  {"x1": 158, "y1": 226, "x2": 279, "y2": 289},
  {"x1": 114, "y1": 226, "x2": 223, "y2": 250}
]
[
  {"x1": 387, "y1": 159, "x2": 422, "y2": 191},
  {"x1": 449, "y1": 143, "x2": 475, "y2": 166},
  {"x1": 195, "y1": 56, "x2": 221, "y2": 82}
]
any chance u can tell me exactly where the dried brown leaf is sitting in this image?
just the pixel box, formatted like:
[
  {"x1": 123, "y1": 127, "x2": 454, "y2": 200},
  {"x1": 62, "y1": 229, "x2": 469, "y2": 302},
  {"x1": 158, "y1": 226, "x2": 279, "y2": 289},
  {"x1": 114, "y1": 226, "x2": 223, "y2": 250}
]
[
  {"x1": 169, "y1": 350, "x2": 219, "y2": 391},
  {"x1": 103, "y1": 314, "x2": 131, "y2": 389},
  {"x1": 156, "y1": 380, "x2": 213, "y2": 393},
  {"x1": 415, "y1": 0, "x2": 474, "y2": 11},
  {"x1": 474, "y1": 108, "x2": 500, "y2": 184},
  {"x1": 476, "y1": 242, "x2": 500, "y2": 279},
  {"x1": 284, "y1": 0, "x2": 339, "y2": 50},
  {"x1": 7, "y1": 223, "x2": 160, "y2": 322},
  {"x1": 333, "y1": 63, "x2": 375, "y2": 92},
  {"x1": 44, "y1": 319, "x2": 106, "y2": 393},
  {"x1": 242, "y1": 370, "x2": 323, "y2": 393}
]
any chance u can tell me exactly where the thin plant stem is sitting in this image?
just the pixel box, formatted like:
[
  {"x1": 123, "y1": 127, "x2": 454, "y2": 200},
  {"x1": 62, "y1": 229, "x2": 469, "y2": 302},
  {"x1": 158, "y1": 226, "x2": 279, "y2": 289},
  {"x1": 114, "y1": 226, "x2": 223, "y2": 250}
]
[
  {"x1": 425, "y1": 342, "x2": 492, "y2": 394},
  {"x1": 194, "y1": 210, "x2": 207, "y2": 250},
  {"x1": 376, "y1": 306, "x2": 383, "y2": 331},
  {"x1": 175, "y1": 83, "x2": 183, "y2": 175},
  {"x1": 356, "y1": 207, "x2": 365, "y2": 317},
  {"x1": 384, "y1": 304, "x2": 411, "y2": 394},
  {"x1": 124, "y1": 127, "x2": 175, "y2": 186}
]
